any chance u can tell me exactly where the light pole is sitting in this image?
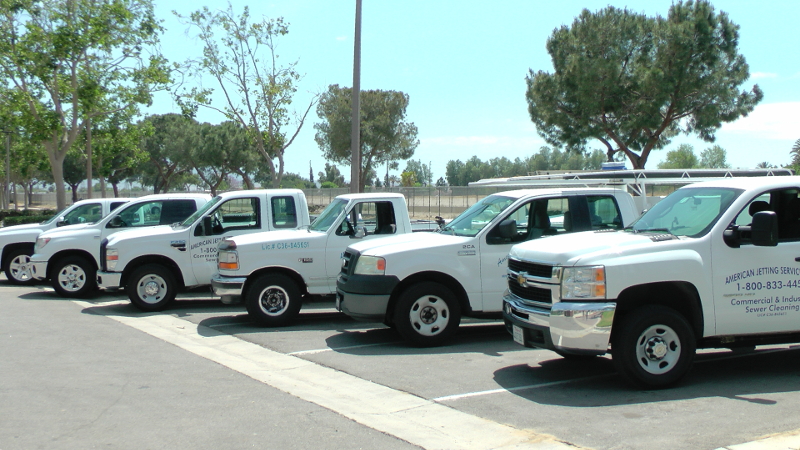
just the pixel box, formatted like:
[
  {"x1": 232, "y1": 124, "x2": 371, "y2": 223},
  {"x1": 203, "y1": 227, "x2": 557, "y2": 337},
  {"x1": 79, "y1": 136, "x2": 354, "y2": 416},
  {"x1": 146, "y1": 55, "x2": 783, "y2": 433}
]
[{"x1": 350, "y1": 0, "x2": 362, "y2": 193}]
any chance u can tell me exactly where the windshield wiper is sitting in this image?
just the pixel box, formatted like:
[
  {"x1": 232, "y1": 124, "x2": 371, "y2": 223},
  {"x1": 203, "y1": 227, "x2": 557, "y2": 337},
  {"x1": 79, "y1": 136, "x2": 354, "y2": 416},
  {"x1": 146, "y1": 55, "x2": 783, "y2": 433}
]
[{"x1": 633, "y1": 227, "x2": 673, "y2": 235}]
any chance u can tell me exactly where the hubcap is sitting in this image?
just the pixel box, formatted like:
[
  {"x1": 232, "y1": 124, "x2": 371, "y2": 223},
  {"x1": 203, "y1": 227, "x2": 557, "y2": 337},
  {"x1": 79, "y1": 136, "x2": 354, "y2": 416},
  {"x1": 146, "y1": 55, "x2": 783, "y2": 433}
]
[
  {"x1": 635, "y1": 325, "x2": 681, "y2": 375},
  {"x1": 9, "y1": 255, "x2": 32, "y2": 282},
  {"x1": 258, "y1": 285, "x2": 289, "y2": 316},
  {"x1": 57, "y1": 264, "x2": 86, "y2": 292},
  {"x1": 136, "y1": 274, "x2": 167, "y2": 305},
  {"x1": 409, "y1": 295, "x2": 449, "y2": 337}
]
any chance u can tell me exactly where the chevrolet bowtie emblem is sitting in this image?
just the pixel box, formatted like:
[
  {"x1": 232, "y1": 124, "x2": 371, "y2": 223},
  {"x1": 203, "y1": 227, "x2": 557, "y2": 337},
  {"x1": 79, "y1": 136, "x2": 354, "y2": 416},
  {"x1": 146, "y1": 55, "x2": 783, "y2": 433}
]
[{"x1": 517, "y1": 272, "x2": 528, "y2": 287}]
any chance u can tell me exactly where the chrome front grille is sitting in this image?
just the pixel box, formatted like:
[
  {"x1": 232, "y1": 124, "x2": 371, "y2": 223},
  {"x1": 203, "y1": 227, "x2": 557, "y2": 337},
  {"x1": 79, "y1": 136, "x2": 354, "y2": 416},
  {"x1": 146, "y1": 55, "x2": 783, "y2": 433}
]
[
  {"x1": 507, "y1": 258, "x2": 558, "y2": 308},
  {"x1": 508, "y1": 258, "x2": 555, "y2": 279}
]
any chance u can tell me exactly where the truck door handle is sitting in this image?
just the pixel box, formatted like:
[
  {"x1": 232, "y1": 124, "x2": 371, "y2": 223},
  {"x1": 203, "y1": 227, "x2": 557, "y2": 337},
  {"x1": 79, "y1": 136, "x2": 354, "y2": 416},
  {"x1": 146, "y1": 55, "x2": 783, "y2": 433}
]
[
  {"x1": 171, "y1": 240, "x2": 187, "y2": 251},
  {"x1": 795, "y1": 257, "x2": 800, "y2": 262}
]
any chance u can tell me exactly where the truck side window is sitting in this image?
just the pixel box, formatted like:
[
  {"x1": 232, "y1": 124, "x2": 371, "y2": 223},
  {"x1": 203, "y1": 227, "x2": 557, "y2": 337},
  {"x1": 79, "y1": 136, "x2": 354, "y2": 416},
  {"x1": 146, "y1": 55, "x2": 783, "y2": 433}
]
[
  {"x1": 588, "y1": 196, "x2": 623, "y2": 230},
  {"x1": 271, "y1": 196, "x2": 298, "y2": 229},
  {"x1": 486, "y1": 201, "x2": 531, "y2": 244},
  {"x1": 336, "y1": 202, "x2": 395, "y2": 236},
  {"x1": 733, "y1": 190, "x2": 800, "y2": 242},
  {"x1": 63, "y1": 203, "x2": 102, "y2": 225},
  {"x1": 211, "y1": 198, "x2": 260, "y2": 235}
]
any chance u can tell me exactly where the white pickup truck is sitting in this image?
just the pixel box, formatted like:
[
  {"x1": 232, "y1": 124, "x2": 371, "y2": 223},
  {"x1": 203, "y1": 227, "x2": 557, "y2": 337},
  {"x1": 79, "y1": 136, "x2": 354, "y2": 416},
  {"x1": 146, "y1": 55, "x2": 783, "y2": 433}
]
[
  {"x1": 0, "y1": 198, "x2": 131, "y2": 284},
  {"x1": 211, "y1": 193, "x2": 431, "y2": 326},
  {"x1": 336, "y1": 188, "x2": 640, "y2": 346},
  {"x1": 97, "y1": 189, "x2": 310, "y2": 311},
  {"x1": 30, "y1": 193, "x2": 211, "y2": 297},
  {"x1": 503, "y1": 176, "x2": 800, "y2": 388}
]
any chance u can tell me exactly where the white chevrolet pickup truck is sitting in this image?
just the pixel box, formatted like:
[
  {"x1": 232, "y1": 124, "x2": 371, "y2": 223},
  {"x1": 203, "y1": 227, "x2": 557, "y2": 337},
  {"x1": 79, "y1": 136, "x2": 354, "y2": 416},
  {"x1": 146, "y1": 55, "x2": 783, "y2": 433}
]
[
  {"x1": 0, "y1": 197, "x2": 131, "y2": 284},
  {"x1": 30, "y1": 193, "x2": 210, "y2": 297},
  {"x1": 336, "y1": 188, "x2": 640, "y2": 346},
  {"x1": 211, "y1": 193, "x2": 430, "y2": 326},
  {"x1": 503, "y1": 176, "x2": 800, "y2": 388},
  {"x1": 97, "y1": 189, "x2": 310, "y2": 311}
]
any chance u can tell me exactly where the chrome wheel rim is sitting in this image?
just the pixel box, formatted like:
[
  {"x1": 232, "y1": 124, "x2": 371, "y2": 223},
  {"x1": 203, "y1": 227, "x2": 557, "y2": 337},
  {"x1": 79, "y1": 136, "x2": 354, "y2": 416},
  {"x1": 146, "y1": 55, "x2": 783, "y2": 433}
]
[
  {"x1": 257, "y1": 285, "x2": 290, "y2": 316},
  {"x1": 57, "y1": 263, "x2": 87, "y2": 292},
  {"x1": 9, "y1": 254, "x2": 32, "y2": 282},
  {"x1": 135, "y1": 274, "x2": 168, "y2": 305}
]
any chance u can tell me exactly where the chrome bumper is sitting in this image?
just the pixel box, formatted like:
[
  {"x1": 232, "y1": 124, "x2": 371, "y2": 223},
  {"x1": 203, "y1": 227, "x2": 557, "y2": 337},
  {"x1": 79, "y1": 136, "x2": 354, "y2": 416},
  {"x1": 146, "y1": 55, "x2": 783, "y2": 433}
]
[
  {"x1": 210, "y1": 274, "x2": 247, "y2": 297},
  {"x1": 503, "y1": 294, "x2": 616, "y2": 354},
  {"x1": 97, "y1": 271, "x2": 122, "y2": 289}
]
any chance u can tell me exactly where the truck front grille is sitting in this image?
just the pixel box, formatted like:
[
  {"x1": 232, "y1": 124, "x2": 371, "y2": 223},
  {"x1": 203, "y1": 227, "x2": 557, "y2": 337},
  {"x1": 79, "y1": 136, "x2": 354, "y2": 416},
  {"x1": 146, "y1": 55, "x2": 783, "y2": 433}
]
[
  {"x1": 100, "y1": 238, "x2": 108, "y2": 272},
  {"x1": 340, "y1": 250, "x2": 357, "y2": 280},
  {"x1": 508, "y1": 258, "x2": 554, "y2": 279},
  {"x1": 508, "y1": 280, "x2": 553, "y2": 305}
]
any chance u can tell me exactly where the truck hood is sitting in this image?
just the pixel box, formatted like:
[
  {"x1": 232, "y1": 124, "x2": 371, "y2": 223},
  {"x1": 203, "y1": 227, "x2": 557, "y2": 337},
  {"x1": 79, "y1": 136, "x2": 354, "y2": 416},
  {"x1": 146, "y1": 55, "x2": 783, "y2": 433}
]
[
  {"x1": 348, "y1": 231, "x2": 472, "y2": 256},
  {"x1": 104, "y1": 225, "x2": 176, "y2": 245},
  {"x1": 0, "y1": 222, "x2": 48, "y2": 244},
  {"x1": 38, "y1": 223, "x2": 98, "y2": 239},
  {"x1": 508, "y1": 230, "x2": 682, "y2": 266},
  {"x1": 227, "y1": 229, "x2": 326, "y2": 246}
]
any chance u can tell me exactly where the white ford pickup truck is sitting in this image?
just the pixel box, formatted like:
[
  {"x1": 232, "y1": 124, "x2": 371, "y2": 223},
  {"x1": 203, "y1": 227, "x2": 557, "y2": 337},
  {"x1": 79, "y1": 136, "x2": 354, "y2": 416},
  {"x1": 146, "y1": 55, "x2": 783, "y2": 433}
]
[
  {"x1": 97, "y1": 189, "x2": 310, "y2": 311},
  {"x1": 0, "y1": 198, "x2": 131, "y2": 284},
  {"x1": 336, "y1": 188, "x2": 640, "y2": 346},
  {"x1": 211, "y1": 193, "x2": 431, "y2": 326},
  {"x1": 503, "y1": 176, "x2": 800, "y2": 388},
  {"x1": 30, "y1": 193, "x2": 210, "y2": 297}
]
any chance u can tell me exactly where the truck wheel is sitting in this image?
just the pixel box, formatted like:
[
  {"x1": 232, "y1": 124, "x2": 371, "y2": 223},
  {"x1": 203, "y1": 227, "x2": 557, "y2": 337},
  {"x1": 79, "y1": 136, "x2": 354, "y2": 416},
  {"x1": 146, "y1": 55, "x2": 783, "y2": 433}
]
[
  {"x1": 612, "y1": 305, "x2": 696, "y2": 389},
  {"x1": 51, "y1": 256, "x2": 97, "y2": 298},
  {"x1": 4, "y1": 248, "x2": 35, "y2": 285},
  {"x1": 127, "y1": 264, "x2": 177, "y2": 312},
  {"x1": 393, "y1": 282, "x2": 461, "y2": 347},
  {"x1": 245, "y1": 273, "x2": 302, "y2": 326}
]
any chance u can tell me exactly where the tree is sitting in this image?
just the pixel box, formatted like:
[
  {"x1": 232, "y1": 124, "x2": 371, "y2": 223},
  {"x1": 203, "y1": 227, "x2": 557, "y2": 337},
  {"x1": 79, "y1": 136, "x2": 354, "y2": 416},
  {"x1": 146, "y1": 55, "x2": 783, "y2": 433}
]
[
  {"x1": 137, "y1": 114, "x2": 196, "y2": 193},
  {"x1": 317, "y1": 163, "x2": 345, "y2": 188},
  {"x1": 400, "y1": 171, "x2": 416, "y2": 187},
  {"x1": 699, "y1": 145, "x2": 730, "y2": 168},
  {"x1": 315, "y1": 84, "x2": 419, "y2": 192},
  {"x1": 526, "y1": 1, "x2": 762, "y2": 169},
  {"x1": 788, "y1": 139, "x2": 800, "y2": 173},
  {"x1": 657, "y1": 144, "x2": 699, "y2": 169},
  {"x1": 177, "y1": 5, "x2": 315, "y2": 189},
  {"x1": 0, "y1": 0, "x2": 172, "y2": 209},
  {"x1": 403, "y1": 159, "x2": 432, "y2": 186}
]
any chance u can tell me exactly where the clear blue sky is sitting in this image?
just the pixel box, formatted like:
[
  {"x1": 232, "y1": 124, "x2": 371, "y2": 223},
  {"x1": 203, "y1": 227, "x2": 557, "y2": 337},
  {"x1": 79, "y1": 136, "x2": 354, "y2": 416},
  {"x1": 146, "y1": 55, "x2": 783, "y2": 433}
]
[{"x1": 149, "y1": 0, "x2": 800, "y2": 183}]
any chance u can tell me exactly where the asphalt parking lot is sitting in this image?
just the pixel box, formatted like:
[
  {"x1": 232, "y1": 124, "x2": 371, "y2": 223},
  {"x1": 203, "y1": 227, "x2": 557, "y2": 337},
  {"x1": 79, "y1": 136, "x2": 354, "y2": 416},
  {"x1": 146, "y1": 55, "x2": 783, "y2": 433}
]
[{"x1": 3, "y1": 280, "x2": 800, "y2": 450}]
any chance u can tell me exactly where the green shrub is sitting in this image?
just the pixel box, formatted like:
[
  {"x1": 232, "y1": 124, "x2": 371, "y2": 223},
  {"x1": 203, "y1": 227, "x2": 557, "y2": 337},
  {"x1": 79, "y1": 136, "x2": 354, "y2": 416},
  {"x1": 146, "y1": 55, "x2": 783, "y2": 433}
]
[{"x1": 3, "y1": 215, "x2": 52, "y2": 226}]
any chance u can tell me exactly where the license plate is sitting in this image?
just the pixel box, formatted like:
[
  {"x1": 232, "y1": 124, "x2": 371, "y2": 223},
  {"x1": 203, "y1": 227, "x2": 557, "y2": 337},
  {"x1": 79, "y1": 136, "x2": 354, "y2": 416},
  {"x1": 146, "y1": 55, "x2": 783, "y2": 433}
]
[{"x1": 512, "y1": 325, "x2": 525, "y2": 345}]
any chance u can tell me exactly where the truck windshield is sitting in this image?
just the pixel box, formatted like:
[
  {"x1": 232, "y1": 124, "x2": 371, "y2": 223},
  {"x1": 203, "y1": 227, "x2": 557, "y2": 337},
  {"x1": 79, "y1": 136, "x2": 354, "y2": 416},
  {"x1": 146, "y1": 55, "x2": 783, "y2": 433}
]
[
  {"x1": 630, "y1": 186, "x2": 742, "y2": 237},
  {"x1": 177, "y1": 196, "x2": 223, "y2": 228},
  {"x1": 440, "y1": 195, "x2": 515, "y2": 237},
  {"x1": 309, "y1": 198, "x2": 347, "y2": 232}
]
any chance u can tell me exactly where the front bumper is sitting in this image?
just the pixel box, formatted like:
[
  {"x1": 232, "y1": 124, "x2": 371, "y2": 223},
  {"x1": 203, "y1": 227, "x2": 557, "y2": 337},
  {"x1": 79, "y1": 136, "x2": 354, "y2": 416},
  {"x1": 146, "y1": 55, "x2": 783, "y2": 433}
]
[
  {"x1": 30, "y1": 259, "x2": 48, "y2": 280},
  {"x1": 336, "y1": 273, "x2": 399, "y2": 321},
  {"x1": 97, "y1": 271, "x2": 122, "y2": 289},
  {"x1": 503, "y1": 294, "x2": 616, "y2": 355},
  {"x1": 210, "y1": 274, "x2": 247, "y2": 297}
]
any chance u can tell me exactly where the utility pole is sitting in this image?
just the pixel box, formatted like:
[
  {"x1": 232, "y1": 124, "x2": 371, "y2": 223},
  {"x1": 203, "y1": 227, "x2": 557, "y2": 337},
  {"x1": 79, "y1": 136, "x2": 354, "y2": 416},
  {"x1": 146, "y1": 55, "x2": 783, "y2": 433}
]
[
  {"x1": 350, "y1": 0, "x2": 362, "y2": 193},
  {"x1": 2, "y1": 128, "x2": 10, "y2": 210}
]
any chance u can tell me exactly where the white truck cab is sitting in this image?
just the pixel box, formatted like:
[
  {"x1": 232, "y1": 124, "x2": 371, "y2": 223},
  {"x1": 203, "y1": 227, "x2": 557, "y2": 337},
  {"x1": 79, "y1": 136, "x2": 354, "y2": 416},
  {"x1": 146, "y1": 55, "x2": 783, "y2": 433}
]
[
  {"x1": 0, "y1": 198, "x2": 131, "y2": 284},
  {"x1": 211, "y1": 193, "x2": 420, "y2": 326},
  {"x1": 97, "y1": 189, "x2": 309, "y2": 311},
  {"x1": 30, "y1": 193, "x2": 211, "y2": 297},
  {"x1": 336, "y1": 188, "x2": 640, "y2": 346},
  {"x1": 503, "y1": 176, "x2": 800, "y2": 388}
]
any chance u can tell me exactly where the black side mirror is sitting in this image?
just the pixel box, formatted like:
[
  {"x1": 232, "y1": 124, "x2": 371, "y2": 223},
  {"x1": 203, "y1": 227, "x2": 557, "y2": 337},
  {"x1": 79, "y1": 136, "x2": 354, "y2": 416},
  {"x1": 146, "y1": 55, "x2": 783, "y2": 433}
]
[
  {"x1": 497, "y1": 219, "x2": 517, "y2": 239},
  {"x1": 751, "y1": 211, "x2": 778, "y2": 247},
  {"x1": 202, "y1": 216, "x2": 213, "y2": 236}
]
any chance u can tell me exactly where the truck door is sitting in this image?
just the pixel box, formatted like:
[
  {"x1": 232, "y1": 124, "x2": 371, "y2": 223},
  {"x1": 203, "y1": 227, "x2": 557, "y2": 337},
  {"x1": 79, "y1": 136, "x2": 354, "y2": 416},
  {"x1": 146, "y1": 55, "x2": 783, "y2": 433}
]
[
  {"x1": 713, "y1": 188, "x2": 800, "y2": 335},
  {"x1": 189, "y1": 196, "x2": 262, "y2": 283},
  {"x1": 324, "y1": 201, "x2": 395, "y2": 292}
]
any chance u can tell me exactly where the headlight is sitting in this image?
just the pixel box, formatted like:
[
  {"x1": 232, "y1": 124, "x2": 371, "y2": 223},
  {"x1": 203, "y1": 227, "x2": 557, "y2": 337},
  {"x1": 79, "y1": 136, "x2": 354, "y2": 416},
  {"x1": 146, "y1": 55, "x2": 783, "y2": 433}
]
[
  {"x1": 561, "y1": 266, "x2": 606, "y2": 300},
  {"x1": 35, "y1": 237, "x2": 51, "y2": 251},
  {"x1": 218, "y1": 249, "x2": 239, "y2": 270},
  {"x1": 106, "y1": 248, "x2": 119, "y2": 271},
  {"x1": 353, "y1": 255, "x2": 386, "y2": 275}
]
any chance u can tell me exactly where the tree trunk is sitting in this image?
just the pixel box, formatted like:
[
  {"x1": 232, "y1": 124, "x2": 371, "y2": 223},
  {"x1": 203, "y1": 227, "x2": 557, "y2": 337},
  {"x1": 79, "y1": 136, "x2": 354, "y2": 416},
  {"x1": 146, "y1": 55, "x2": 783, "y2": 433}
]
[
  {"x1": 46, "y1": 143, "x2": 68, "y2": 210},
  {"x1": 86, "y1": 117, "x2": 93, "y2": 199}
]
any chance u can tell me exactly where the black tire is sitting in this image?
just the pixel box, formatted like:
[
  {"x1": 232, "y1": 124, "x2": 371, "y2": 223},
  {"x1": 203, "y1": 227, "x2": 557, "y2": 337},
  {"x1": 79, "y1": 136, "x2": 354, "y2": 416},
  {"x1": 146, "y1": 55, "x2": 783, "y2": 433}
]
[
  {"x1": 612, "y1": 305, "x2": 696, "y2": 389},
  {"x1": 393, "y1": 282, "x2": 461, "y2": 347},
  {"x1": 4, "y1": 247, "x2": 35, "y2": 285},
  {"x1": 245, "y1": 273, "x2": 302, "y2": 326},
  {"x1": 127, "y1": 264, "x2": 177, "y2": 311},
  {"x1": 51, "y1": 255, "x2": 97, "y2": 298}
]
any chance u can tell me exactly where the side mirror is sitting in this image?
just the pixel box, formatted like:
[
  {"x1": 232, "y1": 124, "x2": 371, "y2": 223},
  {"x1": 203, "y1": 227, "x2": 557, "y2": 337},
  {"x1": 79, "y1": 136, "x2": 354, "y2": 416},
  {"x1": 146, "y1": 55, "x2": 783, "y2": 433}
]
[
  {"x1": 56, "y1": 217, "x2": 67, "y2": 227},
  {"x1": 202, "y1": 216, "x2": 213, "y2": 236},
  {"x1": 751, "y1": 211, "x2": 778, "y2": 247},
  {"x1": 497, "y1": 219, "x2": 517, "y2": 239},
  {"x1": 354, "y1": 226, "x2": 367, "y2": 239}
]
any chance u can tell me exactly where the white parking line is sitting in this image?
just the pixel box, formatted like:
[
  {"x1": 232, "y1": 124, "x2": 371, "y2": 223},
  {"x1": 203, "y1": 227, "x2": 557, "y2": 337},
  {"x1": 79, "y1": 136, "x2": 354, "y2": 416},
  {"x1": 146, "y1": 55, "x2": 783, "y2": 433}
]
[
  {"x1": 288, "y1": 341, "x2": 400, "y2": 355},
  {"x1": 432, "y1": 375, "x2": 612, "y2": 403},
  {"x1": 75, "y1": 301, "x2": 583, "y2": 450}
]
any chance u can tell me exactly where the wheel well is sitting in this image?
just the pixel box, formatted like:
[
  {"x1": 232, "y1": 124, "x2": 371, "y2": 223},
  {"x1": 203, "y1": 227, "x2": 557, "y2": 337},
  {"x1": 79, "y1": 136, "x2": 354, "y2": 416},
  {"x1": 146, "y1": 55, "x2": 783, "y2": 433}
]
[
  {"x1": 2, "y1": 243, "x2": 34, "y2": 266},
  {"x1": 385, "y1": 271, "x2": 470, "y2": 325},
  {"x1": 121, "y1": 256, "x2": 185, "y2": 289},
  {"x1": 613, "y1": 281, "x2": 704, "y2": 340},
  {"x1": 50, "y1": 249, "x2": 97, "y2": 271},
  {"x1": 242, "y1": 266, "x2": 307, "y2": 299}
]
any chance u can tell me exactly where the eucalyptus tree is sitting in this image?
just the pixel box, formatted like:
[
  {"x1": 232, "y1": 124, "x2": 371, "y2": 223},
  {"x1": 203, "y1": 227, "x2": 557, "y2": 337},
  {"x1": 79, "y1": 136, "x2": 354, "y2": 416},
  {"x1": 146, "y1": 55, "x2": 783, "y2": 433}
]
[
  {"x1": 0, "y1": 0, "x2": 172, "y2": 208},
  {"x1": 526, "y1": 1, "x2": 762, "y2": 169},
  {"x1": 137, "y1": 114, "x2": 197, "y2": 194},
  {"x1": 176, "y1": 5, "x2": 316, "y2": 189}
]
